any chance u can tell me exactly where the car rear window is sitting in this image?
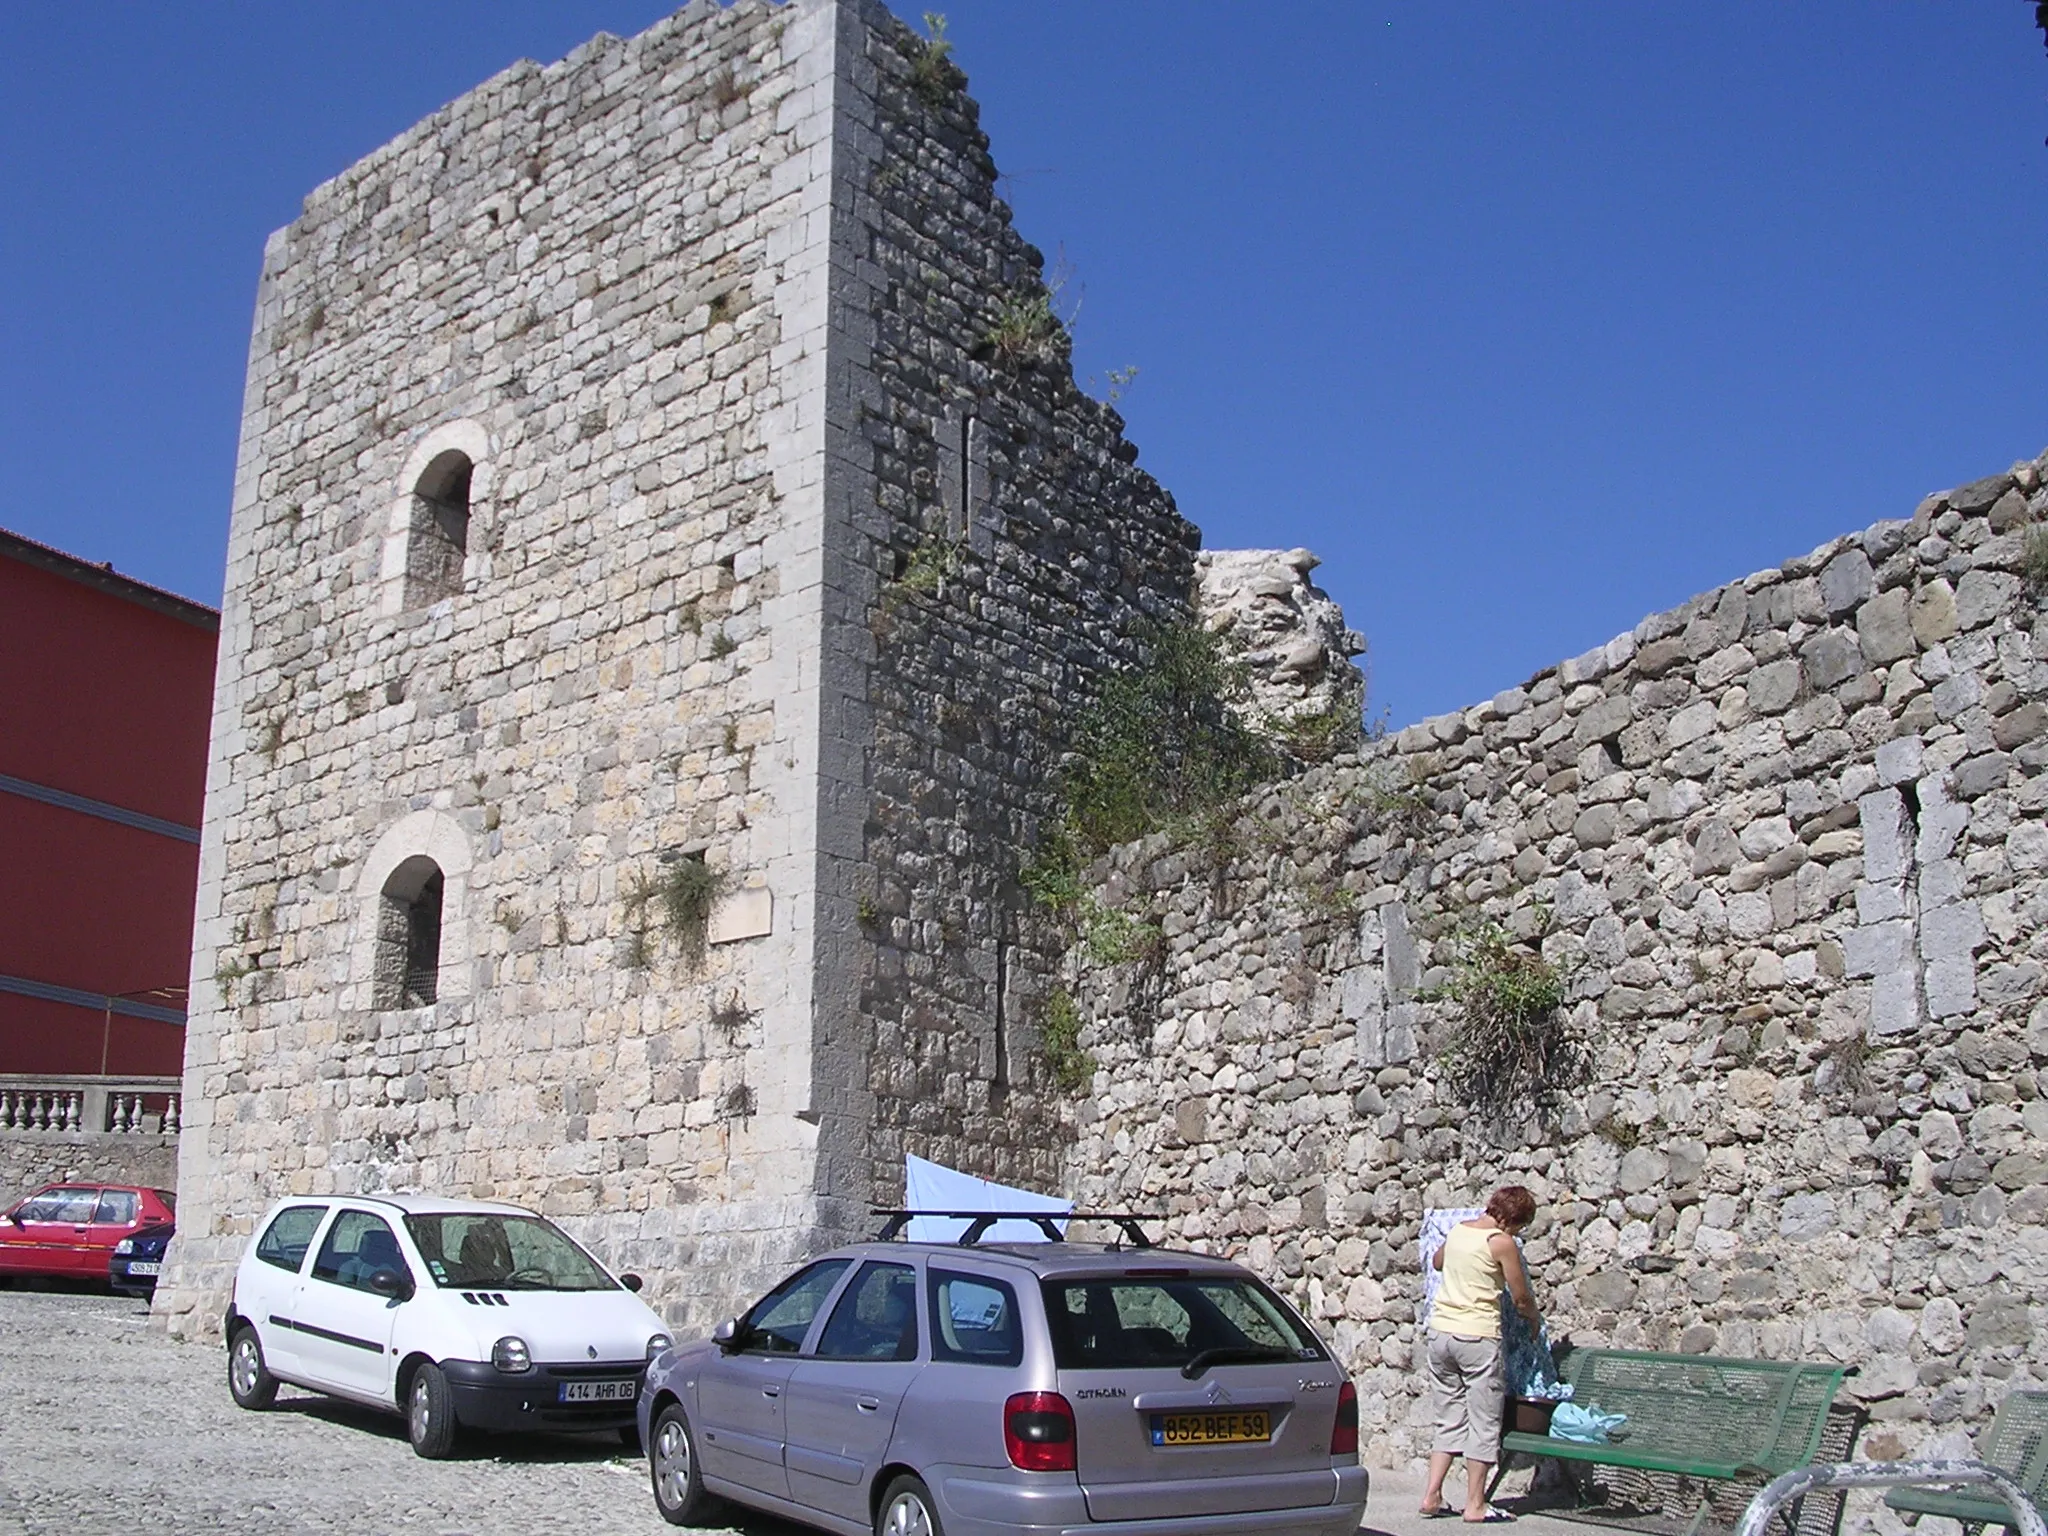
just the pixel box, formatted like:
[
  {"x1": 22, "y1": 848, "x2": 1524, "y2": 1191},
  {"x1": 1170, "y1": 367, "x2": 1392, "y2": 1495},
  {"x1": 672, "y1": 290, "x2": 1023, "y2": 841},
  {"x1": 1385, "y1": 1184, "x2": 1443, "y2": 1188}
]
[
  {"x1": 94, "y1": 1190, "x2": 139, "y2": 1225},
  {"x1": 1042, "y1": 1274, "x2": 1325, "y2": 1371},
  {"x1": 930, "y1": 1269, "x2": 1022, "y2": 1367},
  {"x1": 256, "y1": 1205, "x2": 327, "y2": 1273}
]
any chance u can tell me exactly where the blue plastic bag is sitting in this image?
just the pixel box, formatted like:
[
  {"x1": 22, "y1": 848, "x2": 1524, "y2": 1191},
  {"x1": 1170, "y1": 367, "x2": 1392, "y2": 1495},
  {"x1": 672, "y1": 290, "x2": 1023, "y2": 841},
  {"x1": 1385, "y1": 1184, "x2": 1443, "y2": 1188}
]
[{"x1": 1549, "y1": 1402, "x2": 1628, "y2": 1443}]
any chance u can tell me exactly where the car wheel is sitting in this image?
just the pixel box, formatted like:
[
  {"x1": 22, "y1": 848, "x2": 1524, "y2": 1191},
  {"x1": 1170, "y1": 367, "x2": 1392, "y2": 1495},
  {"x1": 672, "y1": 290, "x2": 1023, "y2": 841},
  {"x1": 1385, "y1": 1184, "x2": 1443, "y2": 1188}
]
[
  {"x1": 617, "y1": 1423, "x2": 642, "y2": 1451},
  {"x1": 227, "y1": 1325, "x2": 278, "y2": 1410},
  {"x1": 876, "y1": 1474, "x2": 944, "y2": 1536},
  {"x1": 406, "y1": 1362, "x2": 459, "y2": 1459},
  {"x1": 649, "y1": 1401, "x2": 713, "y2": 1525}
]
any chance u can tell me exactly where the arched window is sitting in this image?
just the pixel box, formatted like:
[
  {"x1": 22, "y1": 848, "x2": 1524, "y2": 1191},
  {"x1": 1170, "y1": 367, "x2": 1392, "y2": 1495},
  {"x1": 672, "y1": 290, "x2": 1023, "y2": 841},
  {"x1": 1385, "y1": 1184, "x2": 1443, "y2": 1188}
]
[
  {"x1": 403, "y1": 450, "x2": 471, "y2": 607},
  {"x1": 374, "y1": 855, "x2": 444, "y2": 1009}
]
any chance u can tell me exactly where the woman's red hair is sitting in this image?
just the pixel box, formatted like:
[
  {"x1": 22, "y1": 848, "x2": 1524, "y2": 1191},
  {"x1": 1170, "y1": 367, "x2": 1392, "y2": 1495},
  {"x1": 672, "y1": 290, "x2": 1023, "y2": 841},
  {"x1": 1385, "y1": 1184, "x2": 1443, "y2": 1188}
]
[{"x1": 1486, "y1": 1185, "x2": 1536, "y2": 1227}]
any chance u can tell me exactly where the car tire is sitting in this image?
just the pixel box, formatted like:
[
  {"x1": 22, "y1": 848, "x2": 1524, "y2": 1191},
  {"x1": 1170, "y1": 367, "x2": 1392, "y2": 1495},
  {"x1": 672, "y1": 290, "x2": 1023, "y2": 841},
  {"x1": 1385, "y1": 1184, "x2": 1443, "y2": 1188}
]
[
  {"x1": 876, "y1": 1474, "x2": 945, "y2": 1536},
  {"x1": 617, "y1": 1423, "x2": 642, "y2": 1452},
  {"x1": 227, "y1": 1325, "x2": 279, "y2": 1410},
  {"x1": 406, "y1": 1362, "x2": 459, "y2": 1459},
  {"x1": 649, "y1": 1401, "x2": 713, "y2": 1525}
]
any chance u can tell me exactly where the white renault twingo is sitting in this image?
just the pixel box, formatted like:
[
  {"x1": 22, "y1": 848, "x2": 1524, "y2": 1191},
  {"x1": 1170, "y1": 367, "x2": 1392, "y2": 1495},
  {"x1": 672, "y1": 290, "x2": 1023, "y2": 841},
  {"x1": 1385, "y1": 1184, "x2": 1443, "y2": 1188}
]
[{"x1": 226, "y1": 1194, "x2": 672, "y2": 1457}]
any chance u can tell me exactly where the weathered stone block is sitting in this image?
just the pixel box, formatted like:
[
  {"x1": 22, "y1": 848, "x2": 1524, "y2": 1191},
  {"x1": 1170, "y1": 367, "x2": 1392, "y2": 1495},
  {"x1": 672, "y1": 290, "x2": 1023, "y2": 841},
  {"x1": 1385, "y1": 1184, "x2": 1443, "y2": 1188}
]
[
  {"x1": 1746, "y1": 658, "x2": 1802, "y2": 715},
  {"x1": 1909, "y1": 578, "x2": 1958, "y2": 645},
  {"x1": 1844, "y1": 919, "x2": 1914, "y2": 978},
  {"x1": 1801, "y1": 628, "x2": 1862, "y2": 691},
  {"x1": 1994, "y1": 703, "x2": 2048, "y2": 751},
  {"x1": 1857, "y1": 588, "x2": 1917, "y2": 666},
  {"x1": 1859, "y1": 788, "x2": 1913, "y2": 881},
  {"x1": 1573, "y1": 694, "x2": 1634, "y2": 748},
  {"x1": 1820, "y1": 548, "x2": 1875, "y2": 616}
]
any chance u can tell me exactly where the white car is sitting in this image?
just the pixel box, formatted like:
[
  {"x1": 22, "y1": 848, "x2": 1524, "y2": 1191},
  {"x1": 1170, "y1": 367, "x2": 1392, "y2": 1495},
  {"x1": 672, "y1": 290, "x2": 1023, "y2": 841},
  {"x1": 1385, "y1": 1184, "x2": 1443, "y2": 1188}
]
[{"x1": 224, "y1": 1194, "x2": 672, "y2": 1457}]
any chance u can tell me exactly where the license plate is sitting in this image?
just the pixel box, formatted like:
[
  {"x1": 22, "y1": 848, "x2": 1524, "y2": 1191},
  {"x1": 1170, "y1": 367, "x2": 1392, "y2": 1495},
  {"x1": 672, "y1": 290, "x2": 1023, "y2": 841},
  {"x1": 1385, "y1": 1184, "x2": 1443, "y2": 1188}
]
[
  {"x1": 1152, "y1": 1410, "x2": 1272, "y2": 1446},
  {"x1": 559, "y1": 1379, "x2": 636, "y2": 1403},
  {"x1": 125, "y1": 1261, "x2": 161, "y2": 1276}
]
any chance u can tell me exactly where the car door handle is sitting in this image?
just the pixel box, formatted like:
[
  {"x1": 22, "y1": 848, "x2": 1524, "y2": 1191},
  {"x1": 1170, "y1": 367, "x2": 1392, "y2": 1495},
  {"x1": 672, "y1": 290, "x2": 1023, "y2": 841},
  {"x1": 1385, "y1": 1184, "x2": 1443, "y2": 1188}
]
[
  {"x1": 762, "y1": 1386, "x2": 780, "y2": 1399},
  {"x1": 856, "y1": 1396, "x2": 881, "y2": 1412}
]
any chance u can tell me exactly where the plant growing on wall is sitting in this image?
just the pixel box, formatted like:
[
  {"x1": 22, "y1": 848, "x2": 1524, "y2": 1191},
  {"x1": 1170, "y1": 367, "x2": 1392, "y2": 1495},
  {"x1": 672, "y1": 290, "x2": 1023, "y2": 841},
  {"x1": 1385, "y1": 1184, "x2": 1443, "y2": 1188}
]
[
  {"x1": 1430, "y1": 924, "x2": 1584, "y2": 1118},
  {"x1": 659, "y1": 855, "x2": 723, "y2": 967},
  {"x1": 1060, "y1": 619, "x2": 1279, "y2": 857},
  {"x1": 909, "y1": 12, "x2": 964, "y2": 106},
  {"x1": 2024, "y1": 521, "x2": 2048, "y2": 595},
  {"x1": 624, "y1": 854, "x2": 725, "y2": 969},
  {"x1": 1040, "y1": 989, "x2": 1091, "y2": 1092}
]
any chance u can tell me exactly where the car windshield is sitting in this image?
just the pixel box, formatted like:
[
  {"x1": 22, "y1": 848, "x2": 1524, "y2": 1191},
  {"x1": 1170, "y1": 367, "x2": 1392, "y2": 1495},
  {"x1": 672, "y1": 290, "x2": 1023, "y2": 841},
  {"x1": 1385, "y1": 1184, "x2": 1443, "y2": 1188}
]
[
  {"x1": 1042, "y1": 1274, "x2": 1325, "y2": 1371},
  {"x1": 404, "y1": 1213, "x2": 617, "y2": 1292}
]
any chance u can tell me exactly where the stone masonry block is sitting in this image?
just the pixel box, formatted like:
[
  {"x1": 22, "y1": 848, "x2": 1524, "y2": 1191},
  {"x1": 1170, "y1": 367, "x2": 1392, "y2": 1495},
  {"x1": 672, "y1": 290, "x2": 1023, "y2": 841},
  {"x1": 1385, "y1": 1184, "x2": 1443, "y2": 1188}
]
[
  {"x1": 1859, "y1": 788, "x2": 1912, "y2": 882},
  {"x1": 1857, "y1": 588, "x2": 1916, "y2": 667},
  {"x1": 1843, "y1": 918, "x2": 1915, "y2": 978}
]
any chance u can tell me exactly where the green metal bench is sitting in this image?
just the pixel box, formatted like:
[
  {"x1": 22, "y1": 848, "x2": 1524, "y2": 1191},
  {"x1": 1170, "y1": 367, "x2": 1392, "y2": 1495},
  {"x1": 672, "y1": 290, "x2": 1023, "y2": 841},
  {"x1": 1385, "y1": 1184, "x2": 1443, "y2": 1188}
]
[
  {"x1": 1886, "y1": 1390, "x2": 2048, "y2": 1535},
  {"x1": 1494, "y1": 1348, "x2": 1855, "y2": 1533}
]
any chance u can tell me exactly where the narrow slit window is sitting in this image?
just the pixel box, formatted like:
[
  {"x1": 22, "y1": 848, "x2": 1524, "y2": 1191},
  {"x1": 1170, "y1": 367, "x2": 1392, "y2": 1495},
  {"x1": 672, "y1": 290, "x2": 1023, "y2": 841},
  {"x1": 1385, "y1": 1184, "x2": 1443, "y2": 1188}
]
[
  {"x1": 374, "y1": 856, "x2": 444, "y2": 1008},
  {"x1": 403, "y1": 450, "x2": 472, "y2": 607}
]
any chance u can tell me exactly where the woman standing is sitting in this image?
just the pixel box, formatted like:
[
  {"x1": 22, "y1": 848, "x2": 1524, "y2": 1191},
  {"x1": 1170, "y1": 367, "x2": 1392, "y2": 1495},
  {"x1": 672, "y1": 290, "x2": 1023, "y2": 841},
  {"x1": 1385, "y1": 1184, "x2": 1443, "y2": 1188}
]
[{"x1": 1418, "y1": 1185, "x2": 1541, "y2": 1523}]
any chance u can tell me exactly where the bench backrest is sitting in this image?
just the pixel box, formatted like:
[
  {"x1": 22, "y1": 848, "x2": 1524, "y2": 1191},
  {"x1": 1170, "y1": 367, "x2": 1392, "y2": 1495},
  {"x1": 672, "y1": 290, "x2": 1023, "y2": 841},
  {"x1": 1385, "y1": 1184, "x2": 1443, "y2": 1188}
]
[
  {"x1": 1558, "y1": 1349, "x2": 1851, "y2": 1475},
  {"x1": 1979, "y1": 1389, "x2": 2048, "y2": 1496}
]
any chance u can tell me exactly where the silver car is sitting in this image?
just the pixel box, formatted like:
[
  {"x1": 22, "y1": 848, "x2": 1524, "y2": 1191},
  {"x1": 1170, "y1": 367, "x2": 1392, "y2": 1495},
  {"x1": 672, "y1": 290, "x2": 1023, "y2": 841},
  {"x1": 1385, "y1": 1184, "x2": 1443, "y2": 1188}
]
[{"x1": 638, "y1": 1215, "x2": 1368, "y2": 1536}]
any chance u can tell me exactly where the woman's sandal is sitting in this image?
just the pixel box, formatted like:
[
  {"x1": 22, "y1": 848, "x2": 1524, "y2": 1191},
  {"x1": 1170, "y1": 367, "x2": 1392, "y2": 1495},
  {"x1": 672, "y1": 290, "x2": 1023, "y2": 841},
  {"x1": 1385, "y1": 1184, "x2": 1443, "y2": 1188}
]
[
  {"x1": 1464, "y1": 1507, "x2": 1516, "y2": 1524},
  {"x1": 1421, "y1": 1505, "x2": 1458, "y2": 1519}
]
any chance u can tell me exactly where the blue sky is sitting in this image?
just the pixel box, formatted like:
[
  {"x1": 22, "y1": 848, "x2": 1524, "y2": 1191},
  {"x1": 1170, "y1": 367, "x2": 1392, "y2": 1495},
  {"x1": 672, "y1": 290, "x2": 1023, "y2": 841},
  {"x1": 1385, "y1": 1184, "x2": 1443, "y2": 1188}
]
[{"x1": 2, "y1": 4, "x2": 2042, "y2": 727}]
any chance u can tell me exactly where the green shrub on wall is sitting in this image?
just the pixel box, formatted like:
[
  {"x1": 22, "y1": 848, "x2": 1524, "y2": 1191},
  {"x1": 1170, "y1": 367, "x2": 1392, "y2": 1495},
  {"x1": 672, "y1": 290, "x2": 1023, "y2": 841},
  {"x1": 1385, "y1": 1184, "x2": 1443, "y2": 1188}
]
[
  {"x1": 1060, "y1": 620, "x2": 1278, "y2": 856},
  {"x1": 1431, "y1": 924, "x2": 1584, "y2": 1118}
]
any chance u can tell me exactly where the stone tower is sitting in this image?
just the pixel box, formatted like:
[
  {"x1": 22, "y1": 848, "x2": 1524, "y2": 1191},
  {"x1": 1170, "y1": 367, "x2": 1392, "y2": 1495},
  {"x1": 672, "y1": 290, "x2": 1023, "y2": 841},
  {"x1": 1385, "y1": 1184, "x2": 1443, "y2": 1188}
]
[{"x1": 154, "y1": 0, "x2": 1202, "y2": 1336}]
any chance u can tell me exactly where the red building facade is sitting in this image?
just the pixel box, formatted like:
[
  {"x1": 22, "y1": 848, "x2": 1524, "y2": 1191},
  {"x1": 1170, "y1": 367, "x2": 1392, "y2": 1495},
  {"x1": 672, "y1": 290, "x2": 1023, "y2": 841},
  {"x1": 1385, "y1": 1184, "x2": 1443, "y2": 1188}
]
[{"x1": 0, "y1": 530, "x2": 218, "y2": 1077}]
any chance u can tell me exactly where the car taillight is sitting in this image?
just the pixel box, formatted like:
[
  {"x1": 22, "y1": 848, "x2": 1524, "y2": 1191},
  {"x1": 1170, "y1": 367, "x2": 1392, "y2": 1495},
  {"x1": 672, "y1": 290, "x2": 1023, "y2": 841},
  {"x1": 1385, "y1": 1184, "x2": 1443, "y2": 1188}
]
[
  {"x1": 1005, "y1": 1391, "x2": 1077, "y2": 1472},
  {"x1": 1327, "y1": 1392, "x2": 1359, "y2": 1458},
  {"x1": 1331, "y1": 1380, "x2": 1359, "y2": 1457}
]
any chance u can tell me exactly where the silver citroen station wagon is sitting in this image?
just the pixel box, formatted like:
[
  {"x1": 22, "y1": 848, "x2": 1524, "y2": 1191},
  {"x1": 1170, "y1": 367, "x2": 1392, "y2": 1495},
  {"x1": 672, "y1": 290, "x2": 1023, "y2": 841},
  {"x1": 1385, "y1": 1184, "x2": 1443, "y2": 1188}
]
[{"x1": 639, "y1": 1212, "x2": 1367, "y2": 1536}]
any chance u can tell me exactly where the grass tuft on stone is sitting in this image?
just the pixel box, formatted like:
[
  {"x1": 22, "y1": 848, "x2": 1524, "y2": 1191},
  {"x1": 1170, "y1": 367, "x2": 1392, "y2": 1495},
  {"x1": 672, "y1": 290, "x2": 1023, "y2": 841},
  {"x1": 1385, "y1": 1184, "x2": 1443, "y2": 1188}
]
[
  {"x1": 1431, "y1": 924, "x2": 1583, "y2": 1119},
  {"x1": 1040, "y1": 989, "x2": 1091, "y2": 1092},
  {"x1": 658, "y1": 855, "x2": 723, "y2": 968}
]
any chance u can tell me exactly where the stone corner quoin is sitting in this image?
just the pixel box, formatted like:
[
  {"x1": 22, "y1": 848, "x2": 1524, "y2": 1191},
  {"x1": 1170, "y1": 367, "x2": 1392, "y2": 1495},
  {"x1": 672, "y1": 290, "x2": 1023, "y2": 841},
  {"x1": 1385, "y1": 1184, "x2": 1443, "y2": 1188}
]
[{"x1": 1064, "y1": 454, "x2": 2048, "y2": 1470}]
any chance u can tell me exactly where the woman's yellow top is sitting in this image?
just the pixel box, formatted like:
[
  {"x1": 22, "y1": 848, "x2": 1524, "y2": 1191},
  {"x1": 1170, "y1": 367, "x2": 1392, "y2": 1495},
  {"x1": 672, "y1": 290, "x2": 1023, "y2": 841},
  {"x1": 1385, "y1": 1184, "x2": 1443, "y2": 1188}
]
[{"x1": 1430, "y1": 1222, "x2": 1503, "y2": 1338}]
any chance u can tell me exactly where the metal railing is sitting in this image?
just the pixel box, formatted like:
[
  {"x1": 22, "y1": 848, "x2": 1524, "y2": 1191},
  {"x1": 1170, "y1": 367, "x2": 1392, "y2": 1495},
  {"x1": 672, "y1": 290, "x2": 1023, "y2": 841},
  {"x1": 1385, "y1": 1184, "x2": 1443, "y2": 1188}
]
[
  {"x1": 0, "y1": 1075, "x2": 182, "y2": 1135},
  {"x1": 1738, "y1": 1460, "x2": 2045, "y2": 1536}
]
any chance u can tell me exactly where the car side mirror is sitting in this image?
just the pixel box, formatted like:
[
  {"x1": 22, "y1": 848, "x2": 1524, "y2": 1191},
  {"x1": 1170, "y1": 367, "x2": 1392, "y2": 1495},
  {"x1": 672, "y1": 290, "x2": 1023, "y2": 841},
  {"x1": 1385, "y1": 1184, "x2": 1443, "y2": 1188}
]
[
  {"x1": 619, "y1": 1272, "x2": 644, "y2": 1293},
  {"x1": 7, "y1": 1212, "x2": 21, "y2": 1227},
  {"x1": 712, "y1": 1317, "x2": 741, "y2": 1353},
  {"x1": 367, "y1": 1267, "x2": 412, "y2": 1301}
]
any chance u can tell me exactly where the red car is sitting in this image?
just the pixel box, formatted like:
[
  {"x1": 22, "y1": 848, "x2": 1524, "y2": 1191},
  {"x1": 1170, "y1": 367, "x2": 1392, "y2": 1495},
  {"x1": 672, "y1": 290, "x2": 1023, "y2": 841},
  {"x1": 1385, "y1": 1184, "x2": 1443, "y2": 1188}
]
[{"x1": 0, "y1": 1184, "x2": 176, "y2": 1285}]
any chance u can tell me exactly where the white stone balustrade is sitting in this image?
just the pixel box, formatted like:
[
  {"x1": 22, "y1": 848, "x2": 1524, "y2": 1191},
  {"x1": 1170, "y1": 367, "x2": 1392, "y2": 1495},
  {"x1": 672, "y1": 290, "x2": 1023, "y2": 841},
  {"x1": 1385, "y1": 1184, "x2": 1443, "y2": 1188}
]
[{"x1": 0, "y1": 1076, "x2": 182, "y2": 1136}]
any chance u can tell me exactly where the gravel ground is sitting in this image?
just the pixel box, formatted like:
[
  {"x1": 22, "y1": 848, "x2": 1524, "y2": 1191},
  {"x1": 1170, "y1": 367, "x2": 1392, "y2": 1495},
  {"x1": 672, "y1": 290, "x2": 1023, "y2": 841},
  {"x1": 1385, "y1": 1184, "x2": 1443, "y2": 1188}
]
[
  {"x1": 0, "y1": 1289, "x2": 1597, "y2": 1536},
  {"x1": 0, "y1": 1288, "x2": 802, "y2": 1536}
]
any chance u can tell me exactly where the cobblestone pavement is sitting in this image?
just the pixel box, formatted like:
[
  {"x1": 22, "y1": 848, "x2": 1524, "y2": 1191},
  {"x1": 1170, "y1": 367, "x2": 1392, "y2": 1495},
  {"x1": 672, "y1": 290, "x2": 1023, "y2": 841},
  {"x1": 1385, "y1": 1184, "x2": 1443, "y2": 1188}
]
[{"x1": 0, "y1": 1289, "x2": 804, "y2": 1536}]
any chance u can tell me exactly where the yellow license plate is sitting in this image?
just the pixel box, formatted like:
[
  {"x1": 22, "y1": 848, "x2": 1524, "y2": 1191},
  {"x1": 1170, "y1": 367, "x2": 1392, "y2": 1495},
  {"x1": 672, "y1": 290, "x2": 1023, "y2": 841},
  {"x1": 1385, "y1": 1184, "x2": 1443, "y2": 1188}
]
[{"x1": 1152, "y1": 1410, "x2": 1272, "y2": 1447}]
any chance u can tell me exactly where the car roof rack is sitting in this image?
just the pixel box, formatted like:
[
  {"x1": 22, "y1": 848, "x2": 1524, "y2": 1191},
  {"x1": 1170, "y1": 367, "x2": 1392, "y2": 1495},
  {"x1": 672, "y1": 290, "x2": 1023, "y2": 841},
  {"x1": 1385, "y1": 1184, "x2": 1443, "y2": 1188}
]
[{"x1": 869, "y1": 1208, "x2": 1157, "y2": 1249}]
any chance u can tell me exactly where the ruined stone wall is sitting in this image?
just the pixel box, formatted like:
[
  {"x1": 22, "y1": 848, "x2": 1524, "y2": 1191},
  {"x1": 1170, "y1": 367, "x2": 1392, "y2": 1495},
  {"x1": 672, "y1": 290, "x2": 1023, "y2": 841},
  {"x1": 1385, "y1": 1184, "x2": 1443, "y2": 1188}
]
[
  {"x1": 158, "y1": 0, "x2": 840, "y2": 1338},
  {"x1": 1061, "y1": 454, "x2": 2048, "y2": 1508},
  {"x1": 826, "y1": 3, "x2": 1200, "y2": 1206}
]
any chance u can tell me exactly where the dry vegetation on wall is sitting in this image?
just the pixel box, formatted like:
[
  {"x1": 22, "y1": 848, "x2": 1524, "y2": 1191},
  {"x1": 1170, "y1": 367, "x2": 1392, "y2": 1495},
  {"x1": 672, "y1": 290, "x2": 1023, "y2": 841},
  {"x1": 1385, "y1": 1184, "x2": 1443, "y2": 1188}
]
[
  {"x1": 1061, "y1": 455, "x2": 2048, "y2": 1484},
  {"x1": 1021, "y1": 619, "x2": 1361, "y2": 1087}
]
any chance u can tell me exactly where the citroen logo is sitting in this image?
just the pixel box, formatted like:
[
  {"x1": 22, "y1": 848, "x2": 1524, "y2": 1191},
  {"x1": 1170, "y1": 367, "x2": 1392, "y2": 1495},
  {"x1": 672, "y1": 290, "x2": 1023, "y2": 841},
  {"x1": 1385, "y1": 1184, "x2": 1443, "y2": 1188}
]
[
  {"x1": 588, "y1": 1345, "x2": 598, "y2": 1359},
  {"x1": 1204, "y1": 1381, "x2": 1230, "y2": 1405}
]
